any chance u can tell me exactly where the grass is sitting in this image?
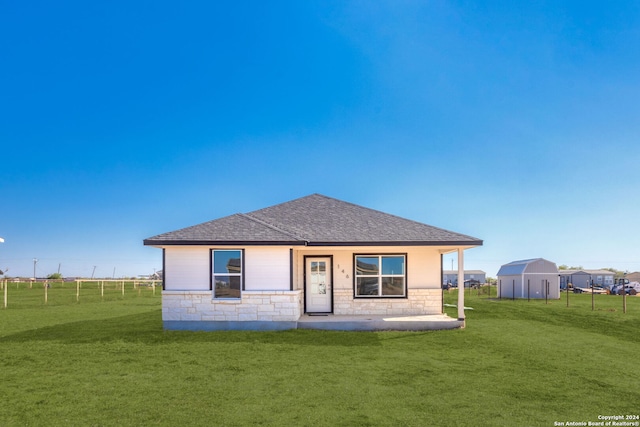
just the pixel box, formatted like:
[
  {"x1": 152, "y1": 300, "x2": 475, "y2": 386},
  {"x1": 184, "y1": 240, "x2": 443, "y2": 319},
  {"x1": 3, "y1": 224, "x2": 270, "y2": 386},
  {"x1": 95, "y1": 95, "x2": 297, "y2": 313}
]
[{"x1": 0, "y1": 284, "x2": 638, "y2": 426}]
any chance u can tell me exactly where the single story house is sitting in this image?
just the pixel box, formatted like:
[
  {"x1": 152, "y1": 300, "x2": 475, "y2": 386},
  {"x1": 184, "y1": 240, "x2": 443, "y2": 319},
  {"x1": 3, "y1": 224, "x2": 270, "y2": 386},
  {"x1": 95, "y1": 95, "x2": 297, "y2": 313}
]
[
  {"x1": 497, "y1": 258, "x2": 559, "y2": 299},
  {"x1": 558, "y1": 269, "x2": 615, "y2": 289},
  {"x1": 442, "y1": 270, "x2": 486, "y2": 286},
  {"x1": 143, "y1": 194, "x2": 483, "y2": 330}
]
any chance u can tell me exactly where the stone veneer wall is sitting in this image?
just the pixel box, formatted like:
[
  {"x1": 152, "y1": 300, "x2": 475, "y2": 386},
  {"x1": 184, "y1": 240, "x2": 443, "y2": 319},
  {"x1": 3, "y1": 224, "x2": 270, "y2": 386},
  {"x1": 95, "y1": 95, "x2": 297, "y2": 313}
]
[
  {"x1": 163, "y1": 289, "x2": 441, "y2": 323},
  {"x1": 333, "y1": 288, "x2": 442, "y2": 315},
  {"x1": 162, "y1": 290, "x2": 303, "y2": 322}
]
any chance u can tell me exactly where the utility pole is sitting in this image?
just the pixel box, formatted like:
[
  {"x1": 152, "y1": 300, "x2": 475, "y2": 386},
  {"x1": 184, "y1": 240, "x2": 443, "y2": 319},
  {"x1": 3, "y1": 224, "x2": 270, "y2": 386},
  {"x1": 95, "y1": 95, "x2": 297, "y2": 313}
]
[
  {"x1": 91, "y1": 266, "x2": 97, "y2": 279},
  {"x1": 33, "y1": 258, "x2": 38, "y2": 279}
]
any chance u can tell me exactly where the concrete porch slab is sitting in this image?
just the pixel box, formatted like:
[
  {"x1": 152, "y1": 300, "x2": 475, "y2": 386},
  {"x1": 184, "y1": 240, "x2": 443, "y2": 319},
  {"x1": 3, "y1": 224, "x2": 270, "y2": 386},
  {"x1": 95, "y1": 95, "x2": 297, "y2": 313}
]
[{"x1": 297, "y1": 314, "x2": 464, "y2": 331}]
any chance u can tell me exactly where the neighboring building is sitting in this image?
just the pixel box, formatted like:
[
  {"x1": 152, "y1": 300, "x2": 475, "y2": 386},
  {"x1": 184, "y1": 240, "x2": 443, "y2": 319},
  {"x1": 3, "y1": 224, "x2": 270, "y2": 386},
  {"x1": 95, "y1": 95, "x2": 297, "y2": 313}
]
[
  {"x1": 442, "y1": 270, "x2": 486, "y2": 286},
  {"x1": 497, "y1": 258, "x2": 559, "y2": 299},
  {"x1": 626, "y1": 272, "x2": 640, "y2": 283},
  {"x1": 558, "y1": 269, "x2": 615, "y2": 289},
  {"x1": 143, "y1": 194, "x2": 483, "y2": 331}
]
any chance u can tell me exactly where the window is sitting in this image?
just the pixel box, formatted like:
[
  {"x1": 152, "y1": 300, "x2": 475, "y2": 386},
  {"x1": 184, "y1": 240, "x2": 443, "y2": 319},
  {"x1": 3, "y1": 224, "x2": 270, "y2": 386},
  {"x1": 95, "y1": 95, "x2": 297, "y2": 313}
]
[
  {"x1": 212, "y1": 250, "x2": 242, "y2": 299},
  {"x1": 354, "y1": 254, "x2": 406, "y2": 297}
]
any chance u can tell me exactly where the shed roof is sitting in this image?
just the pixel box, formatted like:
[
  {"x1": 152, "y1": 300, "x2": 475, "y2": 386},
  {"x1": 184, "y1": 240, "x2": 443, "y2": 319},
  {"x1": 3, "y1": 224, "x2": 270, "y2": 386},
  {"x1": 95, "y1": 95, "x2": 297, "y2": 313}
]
[
  {"x1": 497, "y1": 258, "x2": 557, "y2": 276},
  {"x1": 144, "y1": 194, "x2": 483, "y2": 247}
]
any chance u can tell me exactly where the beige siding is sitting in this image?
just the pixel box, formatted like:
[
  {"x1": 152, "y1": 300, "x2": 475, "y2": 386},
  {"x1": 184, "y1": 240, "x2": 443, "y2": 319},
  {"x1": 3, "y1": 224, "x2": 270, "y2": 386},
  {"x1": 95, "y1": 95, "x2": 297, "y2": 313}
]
[
  {"x1": 294, "y1": 246, "x2": 443, "y2": 291},
  {"x1": 292, "y1": 246, "x2": 446, "y2": 315},
  {"x1": 406, "y1": 247, "x2": 442, "y2": 289},
  {"x1": 165, "y1": 246, "x2": 210, "y2": 290},
  {"x1": 245, "y1": 247, "x2": 290, "y2": 291},
  {"x1": 162, "y1": 244, "x2": 464, "y2": 319}
]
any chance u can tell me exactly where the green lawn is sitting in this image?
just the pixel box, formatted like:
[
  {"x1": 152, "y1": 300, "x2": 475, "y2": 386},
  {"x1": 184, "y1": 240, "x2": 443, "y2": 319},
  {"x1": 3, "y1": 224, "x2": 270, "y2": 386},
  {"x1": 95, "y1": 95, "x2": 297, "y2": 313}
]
[{"x1": 0, "y1": 284, "x2": 638, "y2": 426}]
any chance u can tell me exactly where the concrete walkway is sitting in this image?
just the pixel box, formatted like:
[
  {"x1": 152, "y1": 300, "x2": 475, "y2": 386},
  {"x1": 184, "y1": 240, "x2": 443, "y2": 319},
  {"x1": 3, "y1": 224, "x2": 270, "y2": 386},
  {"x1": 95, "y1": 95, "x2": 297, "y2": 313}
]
[{"x1": 297, "y1": 314, "x2": 464, "y2": 331}]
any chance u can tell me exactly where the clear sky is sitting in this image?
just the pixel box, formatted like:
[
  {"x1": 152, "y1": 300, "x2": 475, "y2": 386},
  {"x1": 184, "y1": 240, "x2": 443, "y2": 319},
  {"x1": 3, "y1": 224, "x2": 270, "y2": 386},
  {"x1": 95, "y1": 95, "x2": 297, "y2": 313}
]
[{"x1": 1, "y1": 1, "x2": 639, "y2": 279}]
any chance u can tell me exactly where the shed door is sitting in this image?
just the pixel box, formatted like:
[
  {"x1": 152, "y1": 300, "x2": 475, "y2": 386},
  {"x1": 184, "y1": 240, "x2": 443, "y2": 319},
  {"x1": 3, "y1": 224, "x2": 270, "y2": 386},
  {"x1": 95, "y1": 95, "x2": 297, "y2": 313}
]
[{"x1": 305, "y1": 257, "x2": 332, "y2": 313}]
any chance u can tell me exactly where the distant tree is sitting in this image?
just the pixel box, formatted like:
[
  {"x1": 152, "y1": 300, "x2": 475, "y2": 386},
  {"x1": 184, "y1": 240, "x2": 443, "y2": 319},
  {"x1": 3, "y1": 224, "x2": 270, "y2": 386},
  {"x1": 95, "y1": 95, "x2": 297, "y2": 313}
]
[
  {"x1": 47, "y1": 273, "x2": 63, "y2": 280},
  {"x1": 558, "y1": 265, "x2": 583, "y2": 270},
  {"x1": 602, "y1": 268, "x2": 626, "y2": 279}
]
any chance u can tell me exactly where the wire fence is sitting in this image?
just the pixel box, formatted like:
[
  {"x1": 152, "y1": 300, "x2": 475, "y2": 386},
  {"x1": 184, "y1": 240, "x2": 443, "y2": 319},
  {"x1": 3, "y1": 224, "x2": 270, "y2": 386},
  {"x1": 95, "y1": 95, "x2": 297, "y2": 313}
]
[{"x1": 1, "y1": 279, "x2": 161, "y2": 308}]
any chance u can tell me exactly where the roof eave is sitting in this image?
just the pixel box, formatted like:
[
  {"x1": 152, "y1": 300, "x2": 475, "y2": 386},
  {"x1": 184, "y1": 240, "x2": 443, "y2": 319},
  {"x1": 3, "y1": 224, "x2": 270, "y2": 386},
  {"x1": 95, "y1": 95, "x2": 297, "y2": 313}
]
[
  {"x1": 143, "y1": 239, "x2": 306, "y2": 246},
  {"x1": 305, "y1": 240, "x2": 483, "y2": 247},
  {"x1": 143, "y1": 239, "x2": 483, "y2": 247}
]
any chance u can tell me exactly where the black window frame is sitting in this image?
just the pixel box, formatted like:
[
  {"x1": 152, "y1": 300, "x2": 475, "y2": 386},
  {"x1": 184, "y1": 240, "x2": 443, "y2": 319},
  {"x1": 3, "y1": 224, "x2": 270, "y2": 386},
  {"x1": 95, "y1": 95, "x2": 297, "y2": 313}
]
[
  {"x1": 210, "y1": 249, "x2": 244, "y2": 299},
  {"x1": 353, "y1": 253, "x2": 407, "y2": 298}
]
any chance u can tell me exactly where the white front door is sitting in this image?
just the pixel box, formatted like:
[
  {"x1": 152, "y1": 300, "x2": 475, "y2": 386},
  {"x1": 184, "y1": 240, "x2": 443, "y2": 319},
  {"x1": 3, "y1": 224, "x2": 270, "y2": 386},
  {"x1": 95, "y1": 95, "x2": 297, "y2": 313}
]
[{"x1": 305, "y1": 257, "x2": 332, "y2": 313}]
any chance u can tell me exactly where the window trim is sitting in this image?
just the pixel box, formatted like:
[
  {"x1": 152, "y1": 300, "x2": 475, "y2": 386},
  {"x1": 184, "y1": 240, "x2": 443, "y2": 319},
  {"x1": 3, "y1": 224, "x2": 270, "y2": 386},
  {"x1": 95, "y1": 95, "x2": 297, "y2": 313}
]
[
  {"x1": 353, "y1": 253, "x2": 407, "y2": 298},
  {"x1": 210, "y1": 248, "x2": 244, "y2": 299}
]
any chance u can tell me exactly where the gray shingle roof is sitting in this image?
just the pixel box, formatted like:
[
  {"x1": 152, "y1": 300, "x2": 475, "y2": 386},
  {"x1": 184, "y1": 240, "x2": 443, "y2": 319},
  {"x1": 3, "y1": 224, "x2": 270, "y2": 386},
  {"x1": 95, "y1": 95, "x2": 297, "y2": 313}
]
[{"x1": 143, "y1": 194, "x2": 483, "y2": 247}]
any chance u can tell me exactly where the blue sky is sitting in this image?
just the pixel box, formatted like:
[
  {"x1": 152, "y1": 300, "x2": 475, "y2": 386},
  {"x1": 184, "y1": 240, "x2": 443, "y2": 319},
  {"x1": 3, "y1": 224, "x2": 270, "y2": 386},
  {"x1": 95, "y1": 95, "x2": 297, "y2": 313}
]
[{"x1": 1, "y1": 1, "x2": 639, "y2": 278}]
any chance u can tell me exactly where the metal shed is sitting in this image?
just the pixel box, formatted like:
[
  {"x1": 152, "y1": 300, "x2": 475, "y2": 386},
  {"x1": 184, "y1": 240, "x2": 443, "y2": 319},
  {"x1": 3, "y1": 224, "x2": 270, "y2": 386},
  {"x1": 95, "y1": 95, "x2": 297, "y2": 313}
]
[{"x1": 497, "y1": 258, "x2": 559, "y2": 299}]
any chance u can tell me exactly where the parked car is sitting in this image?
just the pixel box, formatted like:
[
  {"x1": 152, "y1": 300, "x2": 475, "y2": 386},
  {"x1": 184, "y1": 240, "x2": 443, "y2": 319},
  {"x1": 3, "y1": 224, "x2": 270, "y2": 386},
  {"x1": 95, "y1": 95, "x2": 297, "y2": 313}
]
[
  {"x1": 611, "y1": 282, "x2": 640, "y2": 295},
  {"x1": 464, "y1": 279, "x2": 481, "y2": 289}
]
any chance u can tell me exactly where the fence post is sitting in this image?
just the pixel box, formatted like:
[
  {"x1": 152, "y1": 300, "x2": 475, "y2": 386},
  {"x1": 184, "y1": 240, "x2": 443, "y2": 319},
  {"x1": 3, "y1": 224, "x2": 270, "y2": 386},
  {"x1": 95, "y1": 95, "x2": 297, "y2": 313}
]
[
  {"x1": 101, "y1": 281, "x2": 104, "y2": 298},
  {"x1": 4, "y1": 279, "x2": 7, "y2": 308},
  {"x1": 76, "y1": 280, "x2": 80, "y2": 302},
  {"x1": 122, "y1": 280, "x2": 125, "y2": 296},
  {"x1": 44, "y1": 281, "x2": 48, "y2": 304}
]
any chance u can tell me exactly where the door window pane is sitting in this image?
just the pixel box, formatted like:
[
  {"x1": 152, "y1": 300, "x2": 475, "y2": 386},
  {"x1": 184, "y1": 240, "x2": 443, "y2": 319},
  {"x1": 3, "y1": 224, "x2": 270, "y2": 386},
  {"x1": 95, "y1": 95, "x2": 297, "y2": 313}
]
[{"x1": 310, "y1": 261, "x2": 327, "y2": 294}]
